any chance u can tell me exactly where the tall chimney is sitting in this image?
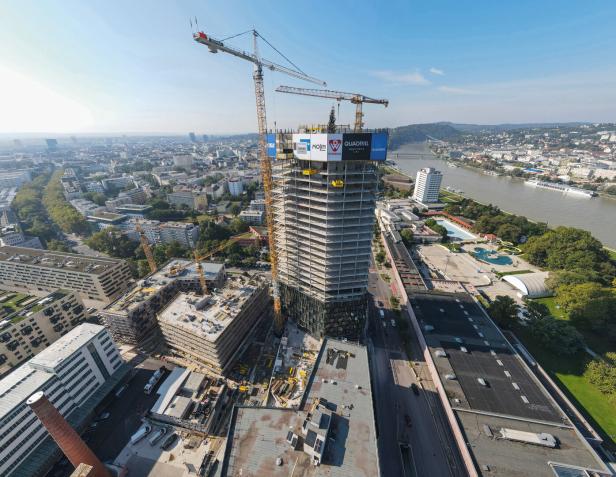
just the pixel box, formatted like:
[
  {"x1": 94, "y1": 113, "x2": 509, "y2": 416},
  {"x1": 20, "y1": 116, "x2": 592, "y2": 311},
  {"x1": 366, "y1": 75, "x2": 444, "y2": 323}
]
[{"x1": 27, "y1": 391, "x2": 111, "y2": 477}]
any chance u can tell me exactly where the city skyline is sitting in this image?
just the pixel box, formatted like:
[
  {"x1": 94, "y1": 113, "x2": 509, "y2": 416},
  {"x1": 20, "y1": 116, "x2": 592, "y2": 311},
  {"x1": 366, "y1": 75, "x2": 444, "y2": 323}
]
[{"x1": 2, "y1": 0, "x2": 616, "y2": 134}]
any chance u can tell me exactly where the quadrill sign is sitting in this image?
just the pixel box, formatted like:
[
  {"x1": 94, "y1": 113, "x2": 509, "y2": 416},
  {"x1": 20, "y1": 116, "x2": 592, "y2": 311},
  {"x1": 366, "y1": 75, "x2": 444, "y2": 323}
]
[{"x1": 341, "y1": 133, "x2": 372, "y2": 161}]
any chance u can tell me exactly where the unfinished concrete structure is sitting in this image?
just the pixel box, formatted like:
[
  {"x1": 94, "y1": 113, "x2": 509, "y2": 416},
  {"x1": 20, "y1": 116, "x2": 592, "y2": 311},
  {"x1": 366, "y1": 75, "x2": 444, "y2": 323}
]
[
  {"x1": 157, "y1": 274, "x2": 269, "y2": 374},
  {"x1": 270, "y1": 131, "x2": 388, "y2": 338}
]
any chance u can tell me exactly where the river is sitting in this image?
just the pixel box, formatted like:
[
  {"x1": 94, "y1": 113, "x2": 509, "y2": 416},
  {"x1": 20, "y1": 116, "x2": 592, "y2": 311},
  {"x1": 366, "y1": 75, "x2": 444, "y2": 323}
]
[{"x1": 390, "y1": 143, "x2": 616, "y2": 248}]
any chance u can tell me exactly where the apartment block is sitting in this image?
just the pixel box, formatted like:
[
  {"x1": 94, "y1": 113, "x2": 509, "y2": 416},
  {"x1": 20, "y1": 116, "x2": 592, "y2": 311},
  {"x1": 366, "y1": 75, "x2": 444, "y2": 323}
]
[
  {"x1": 270, "y1": 131, "x2": 387, "y2": 338},
  {"x1": 100, "y1": 259, "x2": 225, "y2": 345},
  {"x1": 0, "y1": 170, "x2": 32, "y2": 189},
  {"x1": 0, "y1": 324, "x2": 123, "y2": 477},
  {"x1": 157, "y1": 274, "x2": 269, "y2": 373},
  {"x1": 0, "y1": 289, "x2": 86, "y2": 376},
  {"x1": 412, "y1": 167, "x2": 442, "y2": 204},
  {"x1": 0, "y1": 247, "x2": 132, "y2": 307}
]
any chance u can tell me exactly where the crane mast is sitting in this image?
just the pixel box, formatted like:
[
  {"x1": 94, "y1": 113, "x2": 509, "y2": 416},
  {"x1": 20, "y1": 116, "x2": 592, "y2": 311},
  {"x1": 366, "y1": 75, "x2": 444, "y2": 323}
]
[
  {"x1": 194, "y1": 28, "x2": 326, "y2": 333},
  {"x1": 136, "y1": 222, "x2": 157, "y2": 274},
  {"x1": 275, "y1": 85, "x2": 388, "y2": 132}
]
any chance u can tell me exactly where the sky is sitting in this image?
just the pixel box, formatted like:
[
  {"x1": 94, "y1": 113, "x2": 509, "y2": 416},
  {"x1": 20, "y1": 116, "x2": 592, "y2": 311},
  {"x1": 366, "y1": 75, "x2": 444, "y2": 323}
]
[{"x1": 1, "y1": 0, "x2": 616, "y2": 135}]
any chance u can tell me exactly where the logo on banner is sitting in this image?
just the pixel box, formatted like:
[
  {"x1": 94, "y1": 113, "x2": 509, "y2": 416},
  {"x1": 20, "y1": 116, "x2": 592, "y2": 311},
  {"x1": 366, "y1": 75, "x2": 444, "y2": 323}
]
[{"x1": 328, "y1": 139, "x2": 342, "y2": 153}]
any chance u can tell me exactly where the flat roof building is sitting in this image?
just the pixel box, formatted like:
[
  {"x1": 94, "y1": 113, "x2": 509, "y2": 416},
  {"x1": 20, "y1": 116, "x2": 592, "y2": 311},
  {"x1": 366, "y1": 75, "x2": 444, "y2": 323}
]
[
  {"x1": 270, "y1": 131, "x2": 388, "y2": 339},
  {"x1": 99, "y1": 259, "x2": 225, "y2": 346},
  {"x1": 220, "y1": 339, "x2": 379, "y2": 476},
  {"x1": 0, "y1": 246, "x2": 132, "y2": 307},
  {"x1": 0, "y1": 289, "x2": 86, "y2": 376},
  {"x1": 157, "y1": 274, "x2": 269, "y2": 374},
  {"x1": 0, "y1": 324, "x2": 124, "y2": 477},
  {"x1": 409, "y1": 292, "x2": 612, "y2": 476}
]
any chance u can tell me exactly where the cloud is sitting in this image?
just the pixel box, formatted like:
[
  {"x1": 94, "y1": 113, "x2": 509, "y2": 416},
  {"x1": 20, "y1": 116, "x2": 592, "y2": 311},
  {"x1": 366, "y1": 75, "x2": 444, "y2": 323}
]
[
  {"x1": 429, "y1": 67, "x2": 445, "y2": 76},
  {"x1": 438, "y1": 86, "x2": 479, "y2": 95},
  {"x1": 370, "y1": 70, "x2": 431, "y2": 85}
]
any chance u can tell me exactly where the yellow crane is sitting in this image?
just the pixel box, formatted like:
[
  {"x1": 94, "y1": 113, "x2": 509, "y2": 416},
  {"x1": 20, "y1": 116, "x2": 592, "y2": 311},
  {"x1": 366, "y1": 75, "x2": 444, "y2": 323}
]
[
  {"x1": 193, "y1": 28, "x2": 326, "y2": 332},
  {"x1": 136, "y1": 222, "x2": 157, "y2": 274},
  {"x1": 169, "y1": 232, "x2": 255, "y2": 294},
  {"x1": 275, "y1": 85, "x2": 388, "y2": 132}
]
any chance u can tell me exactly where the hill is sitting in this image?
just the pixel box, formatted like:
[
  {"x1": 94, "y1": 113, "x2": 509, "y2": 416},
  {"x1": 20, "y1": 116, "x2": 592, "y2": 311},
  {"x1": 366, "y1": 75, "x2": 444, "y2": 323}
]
[{"x1": 388, "y1": 122, "x2": 461, "y2": 149}]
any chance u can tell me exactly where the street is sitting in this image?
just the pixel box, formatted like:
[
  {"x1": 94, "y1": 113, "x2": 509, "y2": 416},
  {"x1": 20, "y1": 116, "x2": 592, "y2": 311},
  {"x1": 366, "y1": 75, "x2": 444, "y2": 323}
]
[{"x1": 368, "y1": 256, "x2": 465, "y2": 477}]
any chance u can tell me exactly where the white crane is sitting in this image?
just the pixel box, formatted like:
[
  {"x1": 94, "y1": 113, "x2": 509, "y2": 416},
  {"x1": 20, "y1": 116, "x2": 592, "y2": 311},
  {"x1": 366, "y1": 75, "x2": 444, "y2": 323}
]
[{"x1": 193, "y1": 28, "x2": 326, "y2": 332}]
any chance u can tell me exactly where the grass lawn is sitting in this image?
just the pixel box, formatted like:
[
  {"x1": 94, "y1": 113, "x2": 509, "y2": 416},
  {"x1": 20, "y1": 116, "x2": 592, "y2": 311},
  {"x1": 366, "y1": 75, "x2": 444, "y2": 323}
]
[
  {"x1": 514, "y1": 326, "x2": 616, "y2": 448},
  {"x1": 606, "y1": 248, "x2": 616, "y2": 261}
]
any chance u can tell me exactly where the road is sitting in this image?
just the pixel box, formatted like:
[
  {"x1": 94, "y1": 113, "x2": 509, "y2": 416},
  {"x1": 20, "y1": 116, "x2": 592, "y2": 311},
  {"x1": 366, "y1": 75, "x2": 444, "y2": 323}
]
[{"x1": 368, "y1": 257, "x2": 465, "y2": 477}]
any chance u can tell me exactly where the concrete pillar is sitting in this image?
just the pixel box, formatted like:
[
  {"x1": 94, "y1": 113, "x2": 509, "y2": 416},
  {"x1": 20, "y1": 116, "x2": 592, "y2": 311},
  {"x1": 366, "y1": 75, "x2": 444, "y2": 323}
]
[{"x1": 26, "y1": 391, "x2": 111, "y2": 477}]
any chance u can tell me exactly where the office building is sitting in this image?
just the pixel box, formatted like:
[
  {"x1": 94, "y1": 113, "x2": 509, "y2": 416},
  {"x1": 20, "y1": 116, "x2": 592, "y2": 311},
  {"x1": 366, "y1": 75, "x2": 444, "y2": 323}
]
[
  {"x1": 0, "y1": 289, "x2": 86, "y2": 376},
  {"x1": 157, "y1": 275, "x2": 269, "y2": 373},
  {"x1": 412, "y1": 167, "x2": 442, "y2": 204},
  {"x1": 100, "y1": 259, "x2": 225, "y2": 345},
  {"x1": 270, "y1": 131, "x2": 388, "y2": 338},
  {"x1": 0, "y1": 247, "x2": 132, "y2": 307},
  {"x1": 227, "y1": 178, "x2": 243, "y2": 197},
  {"x1": 159, "y1": 222, "x2": 200, "y2": 248},
  {"x1": 0, "y1": 324, "x2": 124, "y2": 477}
]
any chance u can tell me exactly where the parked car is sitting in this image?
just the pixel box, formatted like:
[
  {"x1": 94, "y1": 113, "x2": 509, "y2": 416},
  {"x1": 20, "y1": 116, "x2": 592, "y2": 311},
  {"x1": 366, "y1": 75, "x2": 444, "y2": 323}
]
[{"x1": 97, "y1": 412, "x2": 110, "y2": 421}]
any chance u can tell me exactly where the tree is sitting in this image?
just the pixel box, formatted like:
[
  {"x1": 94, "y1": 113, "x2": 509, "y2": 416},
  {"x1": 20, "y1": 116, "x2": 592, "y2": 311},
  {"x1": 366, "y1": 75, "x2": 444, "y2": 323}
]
[
  {"x1": 496, "y1": 223, "x2": 522, "y2": 243},
  {"x1": 523, "y1": 226, "x2": 615, "y2": 285},
  {"x1": 375, "y1": 251, "x2": 386, "y2": 264},
  {"x1": 327, "y1": 106, "x2": 336, "y2": 133},
  {"x1": 85, "y1": 227, "x2": 138, "y2": 258},
  {"x1": 229, "y1": 217, "x2": 249, "y2": 235},
  {"x1": 528, "y1": 316, "x2": 585, "y2": 355},
  {"x1": 400, "y1": 228, "x2": 414, "y2": 246},
  {"x1": 230, "y1": 204, "x2": 241, "y2": 216},
  {"x1": 46, "y1": 239, "x2": 71, "y2": 252},
  {"x1": 487, "y1": 295, "x2": 519, "y2": 328},
  {"x1": 584, "y1": 353, "x2": 616, "y2": 397},
  {"x1": 524, "y1": 300, "x2": 550, "y2": 322}
]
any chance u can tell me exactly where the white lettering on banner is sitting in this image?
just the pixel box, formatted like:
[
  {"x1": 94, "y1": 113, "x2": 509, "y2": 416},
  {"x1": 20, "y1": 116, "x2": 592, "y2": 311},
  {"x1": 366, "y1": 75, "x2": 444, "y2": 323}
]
[{"x1": 344, "y1": 140, "x2": 369, "y2": 147}]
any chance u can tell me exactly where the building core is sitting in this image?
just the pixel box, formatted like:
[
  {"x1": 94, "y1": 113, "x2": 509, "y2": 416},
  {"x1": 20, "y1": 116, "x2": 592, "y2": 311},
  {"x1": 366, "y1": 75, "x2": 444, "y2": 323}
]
[{"x1": 269, "y1": 131, "x2": 388, "y2": 338}]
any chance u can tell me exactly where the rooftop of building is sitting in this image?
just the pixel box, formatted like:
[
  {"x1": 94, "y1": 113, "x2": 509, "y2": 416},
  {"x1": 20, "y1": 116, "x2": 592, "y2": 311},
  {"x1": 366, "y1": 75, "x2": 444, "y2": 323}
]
[
  {"x1": 0, "y1": 323, "x2": 106, "y2": 420},
  {"x1": 29, "y1": 323, "x2": 106, "y2": 370},
  {"x1": 105, "y1": 259, "x2": 224, "y2": 313},
  {"x1": 410, "y1": 292, "x2": 611, "y2": 476},
  {"x1": 220, "y1": 339, "x2": 379, "y2": 477},
  {"x1": 0, "y1": 289, "x2": 69, "y2": 329},
  {"x1": 87, "y1": 211, "x2": 127, "y2": 222},
  {"x1": 115, "y1": 203, "x2": 152, "y2": 211},
  {"x1": 0, "y1": 246, "x2": 125, "y2": 275},
  {"x1": 157, "y1": 275, "x2": 264, "y2": 342}
]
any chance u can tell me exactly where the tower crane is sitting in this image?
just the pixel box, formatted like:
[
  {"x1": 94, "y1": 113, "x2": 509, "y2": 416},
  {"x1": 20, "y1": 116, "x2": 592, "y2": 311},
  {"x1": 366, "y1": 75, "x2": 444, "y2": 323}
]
[
  {"x1": 193, "y1": 29, "x2": 326, "y2": 333},
  {"x1": 275, "y1": 85, "x2": 388, "y2": 132},
  {"x1": 136, "y1": 222, "x2": 157, "y2": 274}
]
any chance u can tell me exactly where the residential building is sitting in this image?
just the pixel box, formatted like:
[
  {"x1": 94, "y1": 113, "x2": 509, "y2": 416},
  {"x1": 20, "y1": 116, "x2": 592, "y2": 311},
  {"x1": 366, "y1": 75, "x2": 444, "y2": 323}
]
[
  {"x1": 0, "y1": 225, "x2": 42, "y2": 249},
  {"x1": 227, "y1": 178, "x2": 243, "y2": 197},
  {"x1": 0, "y1": 247, "x2": 132, "y2": 307},
  {"x1": 412, "y1": 167, "x2": 442, "y2": 204},
  {"x1": 0, "y1": 170, "x2": 31, "y2": 189},
  {"x1": 238, "y1": 209, "x2": 263, "y2": 225},
  {"x1": 173, "y1": 155, "x2": 193, "y2": 169},
  {"x1": 271, "y1": 131, "x2": 387, "y2": 338},
  {"x1": 101, "y1": 176, "x2": 133, "y2": 191},
  {"x1": 167, "y1": 190, "x2": 208, "y2": 211},
  {"x1": 99, "y1": 259, "x2": 225, "y2": 345},
  {"x1": 0, "y1": 324, "x2": 124, "y2": 477},
  {"x1": 159, "y1": 222, "x2": 200, "y2": 248},
  {"x1": 249, "y1": 198, "x2": 266, "y2": 211},
  {"x1": 0, "y1": 188, "x2": 18, "y2": 212},
  {"x1": 157, "y1": 274, "x2": 269, "y2": 373},
  {"x1": 0, "y1": 290, "x2": 86, "y2": 376}
]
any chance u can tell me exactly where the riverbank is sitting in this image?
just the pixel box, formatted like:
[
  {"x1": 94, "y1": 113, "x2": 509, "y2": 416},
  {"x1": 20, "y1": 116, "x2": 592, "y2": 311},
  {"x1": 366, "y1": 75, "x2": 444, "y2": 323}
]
[{"x1": 391, "y1": 143, "x2": 616, "y2": 248}]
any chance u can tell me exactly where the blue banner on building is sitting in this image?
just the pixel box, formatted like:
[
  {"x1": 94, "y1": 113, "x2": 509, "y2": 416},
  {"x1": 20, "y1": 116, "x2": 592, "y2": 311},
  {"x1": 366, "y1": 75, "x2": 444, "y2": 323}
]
[
  {"x1": 266, "y1": 133, "x2": 276, "y2": 158},
  {"x1": 369, "y1": 132, "x2": 388, "y2": 161}
]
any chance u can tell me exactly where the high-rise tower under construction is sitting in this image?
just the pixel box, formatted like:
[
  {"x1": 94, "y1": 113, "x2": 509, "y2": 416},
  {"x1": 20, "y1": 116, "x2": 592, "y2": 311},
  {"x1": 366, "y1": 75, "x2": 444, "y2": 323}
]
[{"x1": 269, "y1": 130, "x2": 388, "y2": 338}]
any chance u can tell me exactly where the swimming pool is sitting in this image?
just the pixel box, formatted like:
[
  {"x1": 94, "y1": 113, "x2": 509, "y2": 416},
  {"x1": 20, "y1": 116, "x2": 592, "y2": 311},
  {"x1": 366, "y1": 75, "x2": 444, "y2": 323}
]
[
  {"x1": 435, "y1": 219, "x2": 477, "y2": 241},
  {"x1": 473, "y1": 247, "x2": 513, "y2": 265}
]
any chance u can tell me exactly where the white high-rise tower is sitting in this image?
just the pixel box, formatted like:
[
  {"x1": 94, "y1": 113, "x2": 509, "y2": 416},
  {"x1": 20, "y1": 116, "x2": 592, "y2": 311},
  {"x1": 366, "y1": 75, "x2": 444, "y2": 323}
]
[{"x1": 413, "y1": 167, "x2": 442, "y2": 204}]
